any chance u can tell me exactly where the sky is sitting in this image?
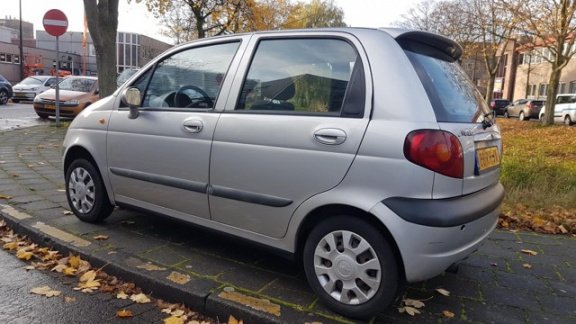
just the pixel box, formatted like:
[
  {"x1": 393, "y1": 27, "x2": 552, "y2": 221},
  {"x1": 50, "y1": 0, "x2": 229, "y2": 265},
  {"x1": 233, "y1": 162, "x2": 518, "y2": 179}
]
[{"x1": 1, "y1": 0, "x2": 420, "y2": 45}]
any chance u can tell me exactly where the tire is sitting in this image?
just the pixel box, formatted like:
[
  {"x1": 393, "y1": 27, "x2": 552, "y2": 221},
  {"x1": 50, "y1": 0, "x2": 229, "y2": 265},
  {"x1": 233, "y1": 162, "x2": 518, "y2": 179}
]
[
  {"x1": 503, "y1": 111, "x2": 509, "y2": 118},
  {"x1": 65, "y1": 158, "x2": 114, "y2": 223},
  {"x1": 0, "y1": 89, "x2": 8, "y2": 105},
  {"x1": 303, "y1": 215, "x2": 399, "y2": 319},
  {"x1": 519, "y1": 112, "x2": 525, "y2": 121},
  {"x1": 36, "y1": 112, "x2": 49, "y2": 119},
  {"x1": 565, "y1": 115, "x2": 573, "y2": 126}
]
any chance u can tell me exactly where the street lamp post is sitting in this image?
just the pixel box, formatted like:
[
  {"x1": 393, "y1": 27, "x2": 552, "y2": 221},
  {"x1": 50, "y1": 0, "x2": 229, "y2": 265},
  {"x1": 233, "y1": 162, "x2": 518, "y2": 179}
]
[{"x1": 19, "y1": 0, "x2": 24, "y2": 80}]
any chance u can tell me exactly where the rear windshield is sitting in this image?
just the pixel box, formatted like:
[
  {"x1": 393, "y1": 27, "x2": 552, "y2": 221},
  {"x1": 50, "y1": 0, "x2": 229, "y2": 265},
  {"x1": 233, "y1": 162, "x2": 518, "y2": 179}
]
[{"x1": 404, "y1": 47, "x2": 490, "y2": 123}]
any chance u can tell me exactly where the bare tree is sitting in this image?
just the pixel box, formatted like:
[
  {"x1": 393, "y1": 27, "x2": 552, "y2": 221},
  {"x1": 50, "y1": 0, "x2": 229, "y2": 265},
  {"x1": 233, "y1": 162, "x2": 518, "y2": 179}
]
[
  {"x1": 515, "y1": 0, "x2": 576, "y2": 125},
  {"x1": 83, "y1": 0, "x2": 119, "y2": 97}
]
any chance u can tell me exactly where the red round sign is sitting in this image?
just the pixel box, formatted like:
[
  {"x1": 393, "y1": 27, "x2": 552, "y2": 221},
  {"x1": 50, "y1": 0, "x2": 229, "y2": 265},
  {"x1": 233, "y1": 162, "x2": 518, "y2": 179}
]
[{"x1": 43, "y1": 9, "x2": 68, "y2": 37}]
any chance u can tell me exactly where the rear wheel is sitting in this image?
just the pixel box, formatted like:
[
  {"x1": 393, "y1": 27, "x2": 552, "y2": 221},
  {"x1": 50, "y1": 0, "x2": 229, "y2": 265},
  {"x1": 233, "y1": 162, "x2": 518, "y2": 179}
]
[
  {"x1": 565, "y1": 115, "x2": 573, "y2": 126},
  {"x1": 503, "y1": 111, "x2": 509, "y2": 118},
  {"x1": 303, "y1": 215, "x2": 399, "y2": 319},
  {"x1": 519, "y1": 112, "x2": 526, "y2": 121},
  {"x1": 65, "y1": 159, "x2": 114, "y2": 223},
  {"x1": 36, "y1": 112, "x2": 49, "y2": 119}
]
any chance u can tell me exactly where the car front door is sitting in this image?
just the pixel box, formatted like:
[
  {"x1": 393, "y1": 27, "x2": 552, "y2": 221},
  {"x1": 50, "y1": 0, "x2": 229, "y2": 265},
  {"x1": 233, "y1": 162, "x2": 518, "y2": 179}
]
[
  {"x1": 107, "y1": 40, "x2": 242, "y2": 220},
  {"x1": 209, "y1": 35, "x2": 371, "y2": 238}
]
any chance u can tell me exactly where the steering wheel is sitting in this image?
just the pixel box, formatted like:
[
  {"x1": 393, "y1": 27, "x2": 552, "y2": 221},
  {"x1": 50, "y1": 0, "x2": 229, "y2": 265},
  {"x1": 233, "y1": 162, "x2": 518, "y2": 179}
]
[{"x1": 174, "y1": 85, "x2": 213, "y2": 108}]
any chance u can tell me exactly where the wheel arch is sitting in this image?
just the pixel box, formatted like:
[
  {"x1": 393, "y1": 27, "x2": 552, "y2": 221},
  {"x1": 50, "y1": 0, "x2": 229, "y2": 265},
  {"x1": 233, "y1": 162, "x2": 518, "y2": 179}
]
[{"x1": 294, "y1": 204, "x2": 406, "y2": 282}]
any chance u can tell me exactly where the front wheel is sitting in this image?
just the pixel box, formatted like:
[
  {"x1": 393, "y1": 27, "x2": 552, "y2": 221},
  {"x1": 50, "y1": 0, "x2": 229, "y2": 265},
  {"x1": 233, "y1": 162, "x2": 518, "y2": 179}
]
[
  {"x1": 519, "y1": 112, "x2": 526, "y2": 121},
  {"x1": 503, "y1": 111, "x2": 509, "y2": 118},
  {"x1": 0, "y1": 89, "x2": 8, "y2": 105},
  {"x1": 566, "y1": 115, "x2": 574, "y2": 126},
  {"x1": 303, "y1": 215, "x2": 399, "y2": 319},
  {"x1": 65, "y1": 159, "x2": 114, "y2": 223}
]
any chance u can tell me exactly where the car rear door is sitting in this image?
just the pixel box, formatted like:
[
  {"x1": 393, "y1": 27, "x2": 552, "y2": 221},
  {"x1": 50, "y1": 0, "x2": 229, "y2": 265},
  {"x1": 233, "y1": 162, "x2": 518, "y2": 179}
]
[
  {"x1": 208, "y1": 33, "x2": 371, "y2": 238},
  {"x1": 106, "y1": 39, "x2": 245, "y2": 220}
]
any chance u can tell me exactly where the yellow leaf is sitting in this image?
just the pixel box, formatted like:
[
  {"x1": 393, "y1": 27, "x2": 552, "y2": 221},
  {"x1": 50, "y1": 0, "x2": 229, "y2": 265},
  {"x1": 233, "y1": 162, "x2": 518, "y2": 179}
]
[
  {"x1": 435, "y1": 288, "x2": 451, "y2": 296},
  {"x1": 69, "y1": 255, "x2": 81, "y2": 268},
  {"x1": 558, "y1": 225, "x2": 568, "y2": 234},
  {"x1": 228, "y1": 315, "x2": 239, "y2": 324},
  {"x1": 163, "y1": 316, "x2": 185, "y2": 324},
  {"x1": 31, "y1": 286, "x2": 61, "y2": 297},
  {"x1": 51, "y1": 264, "x2": 68, "y2": 273},
  {"x1": 116, "y1": 309, "x2": 133, "y2": 318},
  {"x1": 3, "y1": 242, "x2": 18, "y2": 251},
  {"x1": 130, "y1": 293, "x2": 151, "y2": 304},
  {"x1": 117, "y1": 291, "x2": 129, "y2": 299},
  {"x1": 137, "y1": 263, "x2": 167, "y2": 271},
  {"x1": 93, "y1": 235, "x2": 109, "y2": 241},
  {"x1": 65, "y1": 296, "x2": 76, "y2": 303},
  {"x1": 0, "y1": 194, "x2": 13, "y2": 199},
  {"x1": 523, "y1": 263, "x2": 533, "y2": 269},
  {"x1": 16, "y1": 250, "x2": 34, "y2": 261},
  {"x1": 63, "y1": 267, "x2": 77, "y2": 276},
  {"x1": 521, "y1": 249, "x2": 538, "y2": 256},
  {"x1": 442, "y1": 310, "x2": 455, "y2": 318},
  {"x1": 79, "y1": 270, "x2": 97, "y2": 283},
  {"x1": 166, "y1": 271, "x2": 190, "y2": 285}
]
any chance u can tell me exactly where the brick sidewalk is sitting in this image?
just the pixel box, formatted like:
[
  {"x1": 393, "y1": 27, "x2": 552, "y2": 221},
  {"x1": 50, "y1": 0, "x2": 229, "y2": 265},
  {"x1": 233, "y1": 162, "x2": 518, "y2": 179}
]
[{"x1": 1, "y1": 125, "x2": 575, "y2": 323}]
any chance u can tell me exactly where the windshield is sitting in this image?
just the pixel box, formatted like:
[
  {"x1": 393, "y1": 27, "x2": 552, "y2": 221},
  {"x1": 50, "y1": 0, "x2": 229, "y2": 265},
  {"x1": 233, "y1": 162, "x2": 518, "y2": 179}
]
[
  {"x1": 405, "y1": 49, "x2": 491, "y2": 123},
  {"x1": 20, "y1": 77, "x2": 43, "y2": 86},
  {"x1": 59, "y1": 78, "x2": 96, "y2": 92}
]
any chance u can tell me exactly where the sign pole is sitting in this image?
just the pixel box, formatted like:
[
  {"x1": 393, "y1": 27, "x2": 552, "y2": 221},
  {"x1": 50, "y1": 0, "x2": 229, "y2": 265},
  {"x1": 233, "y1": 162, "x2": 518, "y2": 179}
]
[{"x1": 55, "y1": 36, "x2": 60, "y2": 127}]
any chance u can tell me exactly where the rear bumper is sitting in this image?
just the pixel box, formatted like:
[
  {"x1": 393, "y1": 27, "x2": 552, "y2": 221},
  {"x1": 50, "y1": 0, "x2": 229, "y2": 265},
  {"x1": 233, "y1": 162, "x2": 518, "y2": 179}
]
[
  {"x1": 373, "y1": 184, "x2": 502, "y2": 282},
  {"x1": 383, "y1": 183, "x2": 504, "y2": 227}
]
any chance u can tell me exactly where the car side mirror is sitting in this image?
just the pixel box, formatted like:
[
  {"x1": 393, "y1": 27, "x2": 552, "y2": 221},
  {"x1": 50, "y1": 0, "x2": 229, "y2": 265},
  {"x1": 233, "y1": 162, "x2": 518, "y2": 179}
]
[{"x1": 122, "y1": 87, "x2": 141, "y2": 119}]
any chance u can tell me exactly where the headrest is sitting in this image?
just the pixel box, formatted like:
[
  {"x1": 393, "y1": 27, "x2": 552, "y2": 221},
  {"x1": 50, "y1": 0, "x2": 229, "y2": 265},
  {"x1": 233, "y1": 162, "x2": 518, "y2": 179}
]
[{"x1": 261, "y1": 77, "x2": 295, "y2": 101}]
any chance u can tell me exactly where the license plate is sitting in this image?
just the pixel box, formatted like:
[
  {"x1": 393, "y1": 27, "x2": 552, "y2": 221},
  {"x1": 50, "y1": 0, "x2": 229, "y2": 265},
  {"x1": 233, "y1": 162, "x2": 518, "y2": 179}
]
[
  {"x1": 45, "y1": 104, "x2": 55, "y2": 110},
  {"x1": 476, "y1": 146, "x2": 500, "y2": 171}
]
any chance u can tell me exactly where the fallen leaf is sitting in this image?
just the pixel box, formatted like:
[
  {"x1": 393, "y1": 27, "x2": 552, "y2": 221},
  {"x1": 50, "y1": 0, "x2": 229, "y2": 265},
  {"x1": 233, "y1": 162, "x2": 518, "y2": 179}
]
[
  {"x1": 137, "y1": 263, "x2": 167, "y2": 271},
  {"x1": 63, "y1": 267, "x2": 77, "y2": 276},
  {"x1": 558, "y1": 225, "x2": 568, "y2": 234},
  {"x1": 130, "y1": 293, "x2": 151, "y2": 304},
  {"x1": 3, "y1": 242, "x2": 18, "y2": 251},
  {"x1": 16, "y1": 249, "x2": 34, "y2": 261},
  {"x1": 163, "y1": 316, "x2": 185, "y2": 324},
  {"x1": 31, "y1": 286, "x2": 61, "y2": 297},
  {"x1": 228, "y1": 315, "x2": 240, "y2": 324},
  {"x1": 435, "y1": 288, "x2": 451, "y2": 296},
  {"x1": 521, "y1": 249, "x2": 538, "y2": 256},
  {"x1": 51, "y1": 264, "x2": 68, "y2": 273},
  {"x1": 117, "y1": 291, "x2": 129, "y2": 299},
  {"x1": 404, "y1": 298, "x2": 425, "y2": 308},
  {"x1": 68, "y1": 255, "x2": 81, "y2": 268},
  {"x1": 0, "y1": 194, "x2": 12, "y2": 199},
  {"x1": 442, "y1": 310, "x2": 455, "y2": 318},
  {"x1": 116, "y1": 309, "x2": 133, "y2": 318},
  {"x1": 79, "y1": 270, "x2": 97, "y2": 283},
  {"x1": 522, "y1": 263, "x2": 533, "y2": 269},
  {"x1": 167, "y1": 271, "x2": 190, "y2": 285},
  {"x1": 93, "y1": 235, "x2": 109, "y2": 241},
  {"x1": 65, "y1": 296, "x2": 76, "y2": 303},
  {"x1": 399, "y1": 306, "x2": 421, "y2": 316},
  {"x1": 63, "y1": 210, "x2": 73, "y2": 215}
]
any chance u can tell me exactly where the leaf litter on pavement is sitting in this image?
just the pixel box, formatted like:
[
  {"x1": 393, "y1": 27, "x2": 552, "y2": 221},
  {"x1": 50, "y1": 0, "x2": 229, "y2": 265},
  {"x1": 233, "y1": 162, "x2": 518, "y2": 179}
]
[{"x1": 0, "y1": 219, "x2": 215, "y2": 323}]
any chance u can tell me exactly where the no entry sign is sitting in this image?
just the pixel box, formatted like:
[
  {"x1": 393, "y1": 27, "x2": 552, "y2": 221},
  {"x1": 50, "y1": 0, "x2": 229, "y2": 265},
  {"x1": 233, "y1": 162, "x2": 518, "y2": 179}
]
[{"x1": 43, "y1": 9, "x2": 68, "y2": 37}]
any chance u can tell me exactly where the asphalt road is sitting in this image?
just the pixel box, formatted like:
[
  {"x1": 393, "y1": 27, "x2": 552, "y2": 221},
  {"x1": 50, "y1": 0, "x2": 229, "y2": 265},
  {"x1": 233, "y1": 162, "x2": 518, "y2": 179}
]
[
  {"x1": 0, "y1": 248, "x2": 167, "y2": 323},
  {"x1": 0, "y1": 102, "x2": 50, "y2": 131}
]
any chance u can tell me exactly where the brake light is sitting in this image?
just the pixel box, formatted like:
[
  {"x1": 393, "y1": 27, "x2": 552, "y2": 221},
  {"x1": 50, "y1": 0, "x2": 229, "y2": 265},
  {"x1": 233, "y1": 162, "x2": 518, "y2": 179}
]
[{"x1": 404, "y1": 130, "x2": 464, "y2": 178}]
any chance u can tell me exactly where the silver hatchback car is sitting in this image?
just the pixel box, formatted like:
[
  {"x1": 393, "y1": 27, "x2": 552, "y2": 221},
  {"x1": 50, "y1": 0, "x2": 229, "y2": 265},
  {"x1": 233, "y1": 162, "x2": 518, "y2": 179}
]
[{"x1": 62, "y1": 28, "x2": 504, "y2": 319}]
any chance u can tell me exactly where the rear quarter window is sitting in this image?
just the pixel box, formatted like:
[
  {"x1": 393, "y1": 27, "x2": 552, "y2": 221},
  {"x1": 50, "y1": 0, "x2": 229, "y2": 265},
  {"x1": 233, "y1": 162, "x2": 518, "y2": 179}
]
[{"x1": 404, "y1": 44, "x2": 490, "y2": 123}]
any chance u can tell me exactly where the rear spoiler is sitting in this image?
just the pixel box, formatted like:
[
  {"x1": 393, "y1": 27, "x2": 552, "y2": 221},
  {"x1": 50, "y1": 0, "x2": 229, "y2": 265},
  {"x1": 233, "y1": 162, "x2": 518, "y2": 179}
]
[{"x1": 380, "y1": 28, "x2": 463, "y2": 62}]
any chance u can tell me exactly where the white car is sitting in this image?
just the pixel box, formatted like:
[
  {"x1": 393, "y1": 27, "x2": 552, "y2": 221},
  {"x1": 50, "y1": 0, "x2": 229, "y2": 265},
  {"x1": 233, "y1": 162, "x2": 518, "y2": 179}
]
[
  {"x1": 11, "y1": 75, "x2": 58, "y2": 103},
  {"x1": 539, "y1": 94, "x2": 576, "y2": 125}
]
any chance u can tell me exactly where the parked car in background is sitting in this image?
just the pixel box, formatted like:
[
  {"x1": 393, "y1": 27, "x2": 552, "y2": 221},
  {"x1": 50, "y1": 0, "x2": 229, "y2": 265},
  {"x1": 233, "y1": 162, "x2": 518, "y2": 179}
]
[
  {"x1": 11, "y1": 76, "x2": 59, "y2": 103},
  {"x1": 116, "y1": 68, "x2": 139, "y2": 88},
  {"x1": 33, "y1": 76, "x2": 99, "y2": 119},
  {"x1": 62, "y1": 28, "x2": 504, "y2": 319},
  {"x1": 0, "y1": 74, "x2": 13, "y2": 105},
  {"x1": 490, "y1": 99, "x2": 510, "y2": 116},
  {"x1": 504, "y1": 99, "x2": 544, "y2": 120},
  {"x1": 539, "y1": 94, "x2": 576, "y2": 125}
]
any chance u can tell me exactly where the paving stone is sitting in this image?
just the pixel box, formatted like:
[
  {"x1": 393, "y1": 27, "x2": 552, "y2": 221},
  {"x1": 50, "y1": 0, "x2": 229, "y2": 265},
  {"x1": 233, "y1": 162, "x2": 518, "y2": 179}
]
[
  {"x1": 94, "y1": 229, "x2": 167, "y2": 255},
  {"x1": 17, "y1": 200, "x2": 60, "y2": 211},
  {"x1": 218, "y1": 264, "x2": 280, "y2": 292},
  {"x1": 537, "y1": 294, "x2": 576, "y2": 317},
  {"x1": 258, "y1": 276, "x2": 316, "y2": 308},
  {"x1": 524, "y1": 310, "x2": 575, "y2": 324},
  {"x1": 507, "y1": 259, "x2": 561, "y2": 280},
  {"x1": 138, "y1": 246, "x2": 190, "y2": 267},
  {"x1": 494, "y1": 270, "x2": 552, "y2": 293},
  {"x1": 482, "y1": 285, "x2": 541, "y2": 309},
  {"x1": 177, "y1": 251, "x2": 237, "y2": 277},
  {"x1": 463, "y1": 301, "x2": 527, "y2": 324}
]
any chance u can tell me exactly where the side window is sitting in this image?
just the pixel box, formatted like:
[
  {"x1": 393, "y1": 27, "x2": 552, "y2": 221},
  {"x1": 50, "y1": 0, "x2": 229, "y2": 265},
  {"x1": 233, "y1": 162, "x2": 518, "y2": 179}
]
[
  {"x1": 141, "y1": 42, "x2": 240, "y2": 109},
  {"x1": 45, "y1": 78, "x2": 58, "y2": 87},
  {"x1": 236, "y1": 38, "x2": 362, "y2": 115}
]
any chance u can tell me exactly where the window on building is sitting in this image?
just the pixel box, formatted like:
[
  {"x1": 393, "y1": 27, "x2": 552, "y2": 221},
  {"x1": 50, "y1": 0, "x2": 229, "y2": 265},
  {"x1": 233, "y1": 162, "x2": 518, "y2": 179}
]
[
  {"x1": 0, "y1": 53, "x2": 6, "y2": 62},
  {"x1": 559, "y1": 82, "x2": 567, "y2": 94},
  {"x1": 569, "y1": 81, "x2": 576, "y2": 94},
  {"x1": 538, "y1": 83, "x2": 548, "y2": 97},
  {"x1": 6, "y1": 54, "x2": 12, "y2": 63}
]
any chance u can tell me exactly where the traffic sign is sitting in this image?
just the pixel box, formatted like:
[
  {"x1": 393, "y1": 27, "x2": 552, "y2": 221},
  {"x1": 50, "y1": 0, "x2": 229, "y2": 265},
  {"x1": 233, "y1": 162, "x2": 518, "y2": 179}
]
[{"x1": 43, "y1": 9, "x2": 68, "y2": 37}]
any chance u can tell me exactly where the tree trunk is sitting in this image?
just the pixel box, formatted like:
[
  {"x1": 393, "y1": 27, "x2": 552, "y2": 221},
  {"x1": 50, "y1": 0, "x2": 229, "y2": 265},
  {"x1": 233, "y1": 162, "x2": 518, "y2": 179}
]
[
  {"x1": 83, "y1": 0, "x2": 119, "y2": 98},
  {"x1": 543, "y1": 66, "x2": 561, "y2": 125},
  {"x1": 485, "y1": 73, "x2": 496, "y2": 104}
]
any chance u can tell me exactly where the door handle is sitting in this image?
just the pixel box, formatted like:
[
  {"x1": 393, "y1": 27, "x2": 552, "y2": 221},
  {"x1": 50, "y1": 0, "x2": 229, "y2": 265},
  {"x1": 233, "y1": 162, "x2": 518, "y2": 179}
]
[
  {"x1": 313, "y1": 128, "x2": 347, "y2": 145},
  {"x1": 182, "y1": 119, "x2": 204, "y2": 133}
]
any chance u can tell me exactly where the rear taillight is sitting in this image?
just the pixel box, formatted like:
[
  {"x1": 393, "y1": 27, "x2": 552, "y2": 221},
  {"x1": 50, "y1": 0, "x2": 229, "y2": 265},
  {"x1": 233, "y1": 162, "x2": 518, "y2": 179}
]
[
  {"x1": 527, "y1": 102, "x2": 534, "y2": 109},
  {"x1": 404, "y1": 130, "x2": 464, "y2": 178}
]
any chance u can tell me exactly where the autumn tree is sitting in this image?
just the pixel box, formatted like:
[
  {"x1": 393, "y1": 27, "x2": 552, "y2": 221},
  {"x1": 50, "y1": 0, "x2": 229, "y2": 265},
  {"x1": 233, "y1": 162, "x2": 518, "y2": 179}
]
[
  {"x1": 514, "y1": 0, "x2": 576, "y2": 125},
  {"x1": 84, "y1": 0, "x2": 119, "y2": 98},
  {"x1": 286, "y1": 0, "x2": 347, "y2": 29}
]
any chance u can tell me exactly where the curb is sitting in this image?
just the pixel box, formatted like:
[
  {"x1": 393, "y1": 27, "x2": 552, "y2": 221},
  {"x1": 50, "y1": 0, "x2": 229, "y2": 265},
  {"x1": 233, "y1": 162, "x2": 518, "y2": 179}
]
[{"x1": 0, "y1": 209, "x2": 311, "y2": 324}]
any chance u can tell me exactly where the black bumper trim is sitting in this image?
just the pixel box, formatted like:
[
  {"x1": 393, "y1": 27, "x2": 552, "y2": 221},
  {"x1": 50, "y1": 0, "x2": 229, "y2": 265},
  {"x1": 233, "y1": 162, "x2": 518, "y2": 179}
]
[{"x1": 383, "y1": 183, "x2": 504, "y2": 227}]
